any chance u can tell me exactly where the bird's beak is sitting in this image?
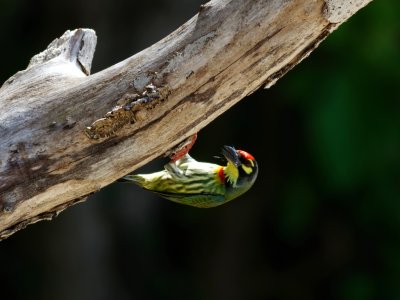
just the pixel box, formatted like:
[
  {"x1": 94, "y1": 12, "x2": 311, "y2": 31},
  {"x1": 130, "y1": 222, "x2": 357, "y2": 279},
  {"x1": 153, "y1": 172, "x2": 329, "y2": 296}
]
[{"x1": 222, "y1": 145, "x2": 241, "y2": 167}]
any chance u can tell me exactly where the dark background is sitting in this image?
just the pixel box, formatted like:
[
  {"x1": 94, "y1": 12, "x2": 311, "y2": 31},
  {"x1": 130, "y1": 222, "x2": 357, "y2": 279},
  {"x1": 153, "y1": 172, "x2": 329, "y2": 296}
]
[{"x1": 1, "y1": 1, "x2": 399, "y2": 299}]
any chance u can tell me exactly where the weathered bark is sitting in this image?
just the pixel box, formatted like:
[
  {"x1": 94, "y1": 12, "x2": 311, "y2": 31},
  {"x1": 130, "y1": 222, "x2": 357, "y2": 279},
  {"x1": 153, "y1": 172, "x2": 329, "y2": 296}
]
[{"x1": 0, "y1": 0, "x2": 372, "y2": 240}]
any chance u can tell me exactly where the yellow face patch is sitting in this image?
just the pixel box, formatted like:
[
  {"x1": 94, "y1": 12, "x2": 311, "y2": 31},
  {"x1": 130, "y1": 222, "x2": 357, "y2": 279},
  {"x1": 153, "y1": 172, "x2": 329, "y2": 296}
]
[
  {"x1": 225, "y1": 161, "x2": 239, "y2": 186},
  {"x1": 241, "y1": 164, "x2": 253, "y2": 175}
]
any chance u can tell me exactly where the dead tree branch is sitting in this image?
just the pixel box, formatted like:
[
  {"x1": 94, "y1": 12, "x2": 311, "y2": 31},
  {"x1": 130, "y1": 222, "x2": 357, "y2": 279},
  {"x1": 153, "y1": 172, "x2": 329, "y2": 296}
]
[{"x1": 0, "y1": 0, "x2": 372, "y2": 239}]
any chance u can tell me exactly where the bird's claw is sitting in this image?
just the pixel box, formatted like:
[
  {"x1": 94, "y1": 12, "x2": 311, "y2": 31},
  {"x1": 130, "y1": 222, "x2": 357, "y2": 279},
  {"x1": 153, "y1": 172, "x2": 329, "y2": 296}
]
[
  {"x1": 164, "y1": 161, "x2": 185, "y2": 179},
  {"x1": 165, "y1": 133, "x2": 198, "y2": 162}
]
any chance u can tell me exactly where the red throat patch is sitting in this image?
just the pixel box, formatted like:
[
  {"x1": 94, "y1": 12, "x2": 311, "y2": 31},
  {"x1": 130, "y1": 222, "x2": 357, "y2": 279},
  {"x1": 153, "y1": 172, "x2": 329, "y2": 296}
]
[{"x1": 217, "y1": 166, "x2": 225, "y2": 183}]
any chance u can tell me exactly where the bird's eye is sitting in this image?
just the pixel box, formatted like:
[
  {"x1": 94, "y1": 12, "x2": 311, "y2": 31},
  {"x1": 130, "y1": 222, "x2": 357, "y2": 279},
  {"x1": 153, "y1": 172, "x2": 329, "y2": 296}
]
[{"x1": 241, "y1": 158, "x2": 254, "y2": 168}]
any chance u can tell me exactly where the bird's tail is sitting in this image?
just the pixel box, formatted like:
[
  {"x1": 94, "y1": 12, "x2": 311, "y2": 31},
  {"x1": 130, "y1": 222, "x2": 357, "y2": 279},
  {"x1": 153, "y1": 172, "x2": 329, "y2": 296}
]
[{"x1": 117, "y1": 174, "x2": 145, "y2": 186}]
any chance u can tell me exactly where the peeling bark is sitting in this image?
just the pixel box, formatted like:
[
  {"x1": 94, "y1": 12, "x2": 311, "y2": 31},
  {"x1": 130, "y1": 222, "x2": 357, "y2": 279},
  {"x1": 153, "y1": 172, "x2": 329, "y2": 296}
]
[{"x1": 0, "y1": 0, "x2": 373, "y2": 240}]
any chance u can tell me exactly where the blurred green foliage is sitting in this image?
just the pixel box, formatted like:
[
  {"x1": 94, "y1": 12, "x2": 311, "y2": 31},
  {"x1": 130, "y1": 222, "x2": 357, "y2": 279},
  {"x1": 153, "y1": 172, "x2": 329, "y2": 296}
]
[{"x1": 0, "y1": 1, "x2": 399, "y2": 300}]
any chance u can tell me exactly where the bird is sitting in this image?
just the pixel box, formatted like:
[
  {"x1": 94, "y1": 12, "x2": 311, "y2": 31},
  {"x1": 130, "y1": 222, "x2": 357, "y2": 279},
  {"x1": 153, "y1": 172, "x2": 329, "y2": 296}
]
[{"x1": 121, "y1": 146, "x2": 258, "y2": 208}]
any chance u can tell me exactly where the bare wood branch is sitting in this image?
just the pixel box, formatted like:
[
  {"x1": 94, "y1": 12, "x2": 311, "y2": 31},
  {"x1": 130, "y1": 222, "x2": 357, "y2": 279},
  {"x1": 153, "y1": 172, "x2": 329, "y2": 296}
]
[{"x1": 0, "y1": 0, "x2": 372, "y2": 240}]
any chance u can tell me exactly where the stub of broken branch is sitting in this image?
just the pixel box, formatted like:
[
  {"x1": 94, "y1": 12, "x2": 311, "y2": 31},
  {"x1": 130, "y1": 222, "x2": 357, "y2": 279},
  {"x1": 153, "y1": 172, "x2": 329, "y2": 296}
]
[
  {"x1": 3, "y1": 29, "x2": 97, "y2": 89},
  {"x1": 0, "y1": 0, "x2": 373, "y2": 240},
  {"x1": 28, "y1": 28, "x2": 97, "y2": 74}
]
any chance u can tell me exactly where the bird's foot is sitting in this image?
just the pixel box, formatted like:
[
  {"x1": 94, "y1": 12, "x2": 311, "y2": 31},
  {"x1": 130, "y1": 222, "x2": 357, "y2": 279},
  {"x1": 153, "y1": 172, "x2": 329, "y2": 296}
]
[
  {"x1": 165, "y1": 133, "x2": 198, "y2": 162},
  {"x1": 164, "y1": 161, "x2": 185, "y2": 179}
]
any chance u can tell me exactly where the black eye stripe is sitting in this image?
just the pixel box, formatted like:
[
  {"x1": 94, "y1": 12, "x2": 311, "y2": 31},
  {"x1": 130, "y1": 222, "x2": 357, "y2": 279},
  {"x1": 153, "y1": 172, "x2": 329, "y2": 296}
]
[{"x1": 240, "y1": 157, "x2": 252, "y2": 165}]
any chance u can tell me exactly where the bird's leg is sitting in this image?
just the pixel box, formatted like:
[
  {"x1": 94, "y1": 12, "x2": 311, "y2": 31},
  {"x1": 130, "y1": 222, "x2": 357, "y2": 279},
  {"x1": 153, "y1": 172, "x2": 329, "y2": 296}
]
[
  {"x1": 165, "y1": 133, "x2": 198, "y2": 162},
  {"x1": 163, "y1": 133, "x2": 198, "y2": 179},
  {"x1": 164, "y1": 162, "x2": 185, "y2": 179}
]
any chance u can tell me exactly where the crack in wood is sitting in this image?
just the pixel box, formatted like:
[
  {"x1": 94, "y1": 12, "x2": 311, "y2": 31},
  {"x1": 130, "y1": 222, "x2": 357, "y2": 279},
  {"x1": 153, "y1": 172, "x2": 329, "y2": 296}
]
[{"x1": 85, "y1": 84, "x2": 170, "y2": 139}]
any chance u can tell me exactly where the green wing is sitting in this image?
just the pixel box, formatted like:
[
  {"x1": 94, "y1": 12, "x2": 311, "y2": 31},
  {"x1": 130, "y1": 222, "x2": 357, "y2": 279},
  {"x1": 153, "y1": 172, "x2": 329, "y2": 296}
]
[{"x1": 150, "y1": 190, "x2": 226, "y2": 208}]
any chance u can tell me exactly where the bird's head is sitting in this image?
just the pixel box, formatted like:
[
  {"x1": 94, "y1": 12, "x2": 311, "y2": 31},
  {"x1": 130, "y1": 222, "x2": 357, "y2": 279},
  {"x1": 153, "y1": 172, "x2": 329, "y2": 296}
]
[{"x1": 221, "y1": 145, "x2": 258, "y2": 200}]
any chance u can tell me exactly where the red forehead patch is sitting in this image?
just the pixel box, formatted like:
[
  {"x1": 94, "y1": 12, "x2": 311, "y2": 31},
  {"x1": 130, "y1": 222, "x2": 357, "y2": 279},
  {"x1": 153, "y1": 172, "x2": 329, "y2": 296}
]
[{"x1": 237, "y1": 150, "x2": 255, "y2": 161}]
